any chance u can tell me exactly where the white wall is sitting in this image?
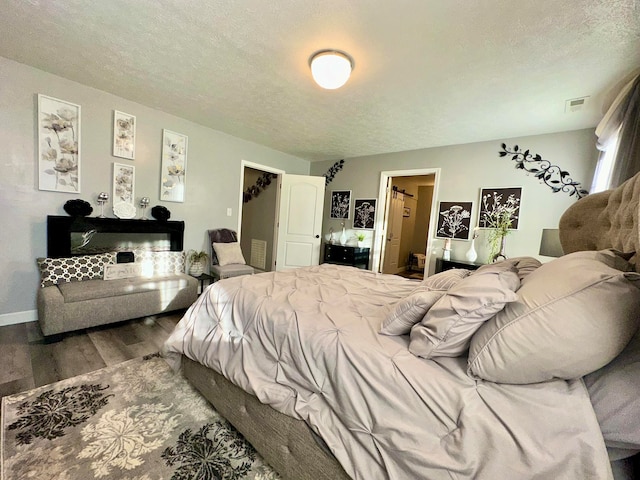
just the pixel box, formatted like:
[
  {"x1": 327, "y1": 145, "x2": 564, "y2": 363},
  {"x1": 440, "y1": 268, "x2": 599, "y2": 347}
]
[
  {"x1": 311, "y1": 129, "x2": 598, "y2": 272},
  {"x1": 0, "y1": 56, "x2": 309, "y2": 319}
]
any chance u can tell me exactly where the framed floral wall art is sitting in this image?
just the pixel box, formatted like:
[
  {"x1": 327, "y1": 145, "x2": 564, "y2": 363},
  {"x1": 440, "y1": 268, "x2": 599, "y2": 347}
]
[
  {"x1": 478, "y1": 187, "x2": 522, "y2": 230},
  {"x1": 37, "y1": 94, "x2": 81, "y2": 193},
  {"x1": 353, "y1": 198, "x2": 376, "y2": 229},
  {"x1": 160, "y1": 129, "x2": 188, "y2": 203},
  {"x1": 113, "y1": 110, "x2": 136, "y2": 160},
  {"x1": 330, "y1": 190, "x2": 351, "y2": 219},
  {"x1": 436, "y1": 201, "x2": 473, "y2": 240},
  {"x1": 112, "y1": 163, "x2": 136, "y2": 218}
]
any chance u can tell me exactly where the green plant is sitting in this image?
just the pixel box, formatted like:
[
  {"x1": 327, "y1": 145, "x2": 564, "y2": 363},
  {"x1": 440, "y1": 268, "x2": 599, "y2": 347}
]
[
  {"x1": 355, "y1": 233, "x2": 366, "y2": 241},
  {"x1": 187, "y1": 250, "x2": 209, "y2": 263},
  {"x1": 486, "y1": 211, "x2": 513, "y2": 262}
]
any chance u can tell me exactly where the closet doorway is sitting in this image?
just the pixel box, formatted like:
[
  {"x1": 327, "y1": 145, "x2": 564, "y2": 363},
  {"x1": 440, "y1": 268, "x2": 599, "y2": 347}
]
[
  {"x1": 375, "y1": 169, "x2": 440, "y2": 276},
  {"x1": 238, "y1": 161, "x2": 284, "y2": 272}
]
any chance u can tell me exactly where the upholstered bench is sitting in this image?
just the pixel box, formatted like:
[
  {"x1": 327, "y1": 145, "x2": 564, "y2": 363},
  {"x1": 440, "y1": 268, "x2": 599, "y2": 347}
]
[{"x1": 36, "y1": 251, "x2": 198, "y2": 337}]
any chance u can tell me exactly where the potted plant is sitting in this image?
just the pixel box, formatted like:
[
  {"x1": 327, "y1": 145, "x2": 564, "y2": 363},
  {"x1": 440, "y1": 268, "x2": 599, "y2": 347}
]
[
  {"x1": 187, "y1": 250, "x2": 208, "y2": 276},
  {"x1": 355, "y1": 232, "x2": 366, "y2": 248}
]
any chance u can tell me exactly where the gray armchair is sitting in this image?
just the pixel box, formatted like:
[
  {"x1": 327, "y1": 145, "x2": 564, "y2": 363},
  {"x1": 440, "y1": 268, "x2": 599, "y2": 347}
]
[{"x1": 207, "y1": 229, "x2": 254, "y2": 281}]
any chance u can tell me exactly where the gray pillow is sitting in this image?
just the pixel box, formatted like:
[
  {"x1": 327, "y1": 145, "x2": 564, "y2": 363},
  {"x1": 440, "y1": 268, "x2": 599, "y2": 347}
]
[
  {"x1": 584, "y1": 329, "x2": 640, "y2": 460},
  {"x1": 380, "y1": 269, "x2": 470, "y2": 335},
  {"x1": 380, "y1": 290, "x2": 445, "y2": 336},
  {"x1": 409, "y1": 262, "x2": 520, "y2": 359},
  {"x1": 468, "y1": 250, "x2": 640, "y2": 384},
  {"x1": 380, "y1": 269, "x2": 470, "y2": 336}
]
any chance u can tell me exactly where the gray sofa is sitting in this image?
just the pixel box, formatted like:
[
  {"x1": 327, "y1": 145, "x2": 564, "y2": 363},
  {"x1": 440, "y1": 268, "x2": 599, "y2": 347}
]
[{"x1": 37, "y1": 274, "x2": 198, "y2": 337}]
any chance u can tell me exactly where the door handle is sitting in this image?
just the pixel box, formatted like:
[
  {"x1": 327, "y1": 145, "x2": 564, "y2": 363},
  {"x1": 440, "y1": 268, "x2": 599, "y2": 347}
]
[{"x1": 315, "y1": 235, "x2": 320, "y2": 238}]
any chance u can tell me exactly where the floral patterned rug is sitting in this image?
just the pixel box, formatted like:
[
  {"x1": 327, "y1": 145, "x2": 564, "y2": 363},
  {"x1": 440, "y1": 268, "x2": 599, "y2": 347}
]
[{"x1": 1, "y1": 353, "x2": 280, "y2": 480}]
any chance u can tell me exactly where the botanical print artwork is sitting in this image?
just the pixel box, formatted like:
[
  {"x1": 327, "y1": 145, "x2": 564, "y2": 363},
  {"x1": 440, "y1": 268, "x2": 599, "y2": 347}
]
[
  {"x1": 113, "y1": 110, "x2": 136, "y2": 160},
  {"x1": 353, "y1": 198, "x2": 376, "y2": 229},
  {"x1": 38, "y1": 94, "x2": 81, "y2": 193},
  {"x1": 479, "y1": 187, "x2": 522, "y2": 230},
  {"x1": 330, "y1": 190, "x2": 351, "y2": 219},
  {"x1": 113, "y1": 163, "x2": 135, "y2": 204},
  {"x1": 436, "y1": 202, "x2": 473, "y2": 240},
  {"x1": 160, "y1": 129, "x2": 188, "y2": 202},
  {"x1": 2, "y1": 355, "x2": 280, "y2": 480}
]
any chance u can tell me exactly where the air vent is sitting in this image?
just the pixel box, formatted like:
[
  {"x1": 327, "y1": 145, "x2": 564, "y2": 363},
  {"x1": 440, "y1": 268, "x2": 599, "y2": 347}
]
[
  {"x1": 250, "y1": 239, "x2": 267, "y2": 270},
  {"x1": 564, "y1": 96, "x2": 590, "y2": 113}
]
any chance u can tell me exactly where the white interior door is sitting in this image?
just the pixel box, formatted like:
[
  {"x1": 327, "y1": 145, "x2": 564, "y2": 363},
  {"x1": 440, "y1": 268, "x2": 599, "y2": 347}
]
[
  {"x1": 275, "y1": 174, "x2": 325, "y2": 271},
  {"x1": 382, "y1": 191, "x2": 404, "y2": 274}
]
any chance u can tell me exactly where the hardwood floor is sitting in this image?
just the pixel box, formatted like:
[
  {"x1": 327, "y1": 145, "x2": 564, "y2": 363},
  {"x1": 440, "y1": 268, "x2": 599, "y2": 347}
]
[{"x1": 0, "y1": 311, "x2": 184, "y2": 401}]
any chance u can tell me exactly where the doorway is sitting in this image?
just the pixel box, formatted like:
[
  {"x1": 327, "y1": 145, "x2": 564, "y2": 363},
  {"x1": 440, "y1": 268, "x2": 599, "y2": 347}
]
[
  {"x1": 238, "y1": 162, "x2": 325, "y2": 272},
  {"x1": 374, "y1": 168, "x2": 440, "y2": 276},
  {"x1": 238, "y1": 161, "x2": 284, "y2": 272}
]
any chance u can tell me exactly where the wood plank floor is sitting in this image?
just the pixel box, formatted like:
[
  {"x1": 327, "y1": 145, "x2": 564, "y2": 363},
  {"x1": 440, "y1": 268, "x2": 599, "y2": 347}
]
[{"x1": 0, "y1": 311, "x2": 184, "y2": 401}]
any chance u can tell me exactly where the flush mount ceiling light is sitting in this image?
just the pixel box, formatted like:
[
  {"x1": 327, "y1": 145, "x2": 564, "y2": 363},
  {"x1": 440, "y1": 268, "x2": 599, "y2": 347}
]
[{"x1": 309, "y1": 50, "x2": 354, "y2": 90}]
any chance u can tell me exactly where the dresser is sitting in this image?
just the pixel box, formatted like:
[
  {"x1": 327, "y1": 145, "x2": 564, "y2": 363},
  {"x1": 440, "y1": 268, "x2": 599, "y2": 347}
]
[
  {"x1": 323, "y1": 244, "x2": 370, "y2": 269},
  {"x1": 435, "y1": 258, "x2": 483, "y2": 273}
]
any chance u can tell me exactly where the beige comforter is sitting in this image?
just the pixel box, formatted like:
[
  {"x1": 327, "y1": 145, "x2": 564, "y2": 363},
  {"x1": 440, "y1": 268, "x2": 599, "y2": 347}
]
[{"x1": 163, "y1": 264, "x2": 612, "y2": 480}]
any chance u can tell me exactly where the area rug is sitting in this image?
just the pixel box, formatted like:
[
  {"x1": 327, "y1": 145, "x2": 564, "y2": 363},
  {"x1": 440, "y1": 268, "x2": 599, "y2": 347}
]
[{"x1": 1, "y1": 353, "x2": 280, "y2": 480}]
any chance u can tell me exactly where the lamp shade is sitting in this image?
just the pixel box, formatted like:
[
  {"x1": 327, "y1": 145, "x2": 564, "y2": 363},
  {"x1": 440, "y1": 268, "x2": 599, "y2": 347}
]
[
  {"x1": 310, "y1": 50, "x2": 354, "y2": 89},
  {"x1": 539, "y1": 229, "x2": 564, "y2": 257}
]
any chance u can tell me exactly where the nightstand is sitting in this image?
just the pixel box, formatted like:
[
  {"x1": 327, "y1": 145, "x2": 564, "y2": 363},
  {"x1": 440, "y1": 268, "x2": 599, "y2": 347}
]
[
  {"x1": 435, "y1": 258, "x2": 483, "y2": 273},
  {"x1": 189, "y1": 272, "x2": 214, "y2": 295},
  {"x1": 323, "y1": 244, "x2": 370, "y2": 269}
]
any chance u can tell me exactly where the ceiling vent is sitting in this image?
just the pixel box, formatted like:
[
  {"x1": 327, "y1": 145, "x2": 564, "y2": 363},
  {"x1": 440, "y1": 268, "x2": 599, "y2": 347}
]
[{"x1": 564, "y1": 96, "x2": 590, "y2": 113}]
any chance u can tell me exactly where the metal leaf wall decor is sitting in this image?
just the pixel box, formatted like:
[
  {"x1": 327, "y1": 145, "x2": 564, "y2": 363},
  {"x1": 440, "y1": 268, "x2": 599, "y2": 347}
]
[
  {"x1": 324, "y1": 159, "x2": 345, "y2": 186},
  {"x1": 499, "y1": 144, "x2": 589, "y2": 199},
  {"x1": 243, "y1": 172, "x2": 278, "y2": 203}
]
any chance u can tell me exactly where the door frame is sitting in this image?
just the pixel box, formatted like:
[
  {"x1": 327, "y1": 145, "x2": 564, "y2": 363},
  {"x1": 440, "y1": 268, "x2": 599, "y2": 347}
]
[
  {"x1": 238, "y1": 160, "x2": 286, "y2": 237},
  {"x1": 238, "y1": 161, "x2": 285, "y2": 270},
  {"x1": 374, "y1": 168, "x2": 441, "y2": 274}
]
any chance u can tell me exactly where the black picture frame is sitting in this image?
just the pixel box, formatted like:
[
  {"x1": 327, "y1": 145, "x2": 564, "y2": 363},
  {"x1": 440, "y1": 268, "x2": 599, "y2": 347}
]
[
  {"x1": 478, "y1": 187, "x2": 522, "y2": 230},
  {"x1": 353, "y1": 198, "x2": 376, "y2": 229},
  {"x1": 435, "y1": 201, "x2": 473, "y2": 240},
  {"x1": 330, "y1": 190, "x2": 351, "y2": 219}
]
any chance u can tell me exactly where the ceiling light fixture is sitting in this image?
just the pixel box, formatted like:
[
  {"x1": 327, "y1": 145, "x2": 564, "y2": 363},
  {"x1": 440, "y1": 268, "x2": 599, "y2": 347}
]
[{"x1": 309, "y1": 50, "x2": 354, "y2": 90}]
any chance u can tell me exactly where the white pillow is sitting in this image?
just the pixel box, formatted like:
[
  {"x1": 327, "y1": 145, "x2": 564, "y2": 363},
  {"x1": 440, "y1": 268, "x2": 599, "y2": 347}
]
[{"x1": 212, "y1": 242, "x2": 247, "y2": 266}]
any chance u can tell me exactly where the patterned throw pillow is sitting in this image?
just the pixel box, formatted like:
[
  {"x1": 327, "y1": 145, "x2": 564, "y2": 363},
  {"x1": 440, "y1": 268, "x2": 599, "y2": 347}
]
[
  {"x1": 37, "y1": 253, "x2": 116, "y2": 287},
  {"x1": 133, "y1": 250, "x2": 185, "y2": 276}
]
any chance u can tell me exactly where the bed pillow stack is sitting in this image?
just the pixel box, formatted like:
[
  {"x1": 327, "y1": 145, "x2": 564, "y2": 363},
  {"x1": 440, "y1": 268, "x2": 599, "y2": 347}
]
[
  {"x1": 468, "y1": 249, "x2": 640, "y2": 384},
  {"x1": 379, "y1": 269, "x2": 471, "y2": 335},
  {"x1": 408, "y1": 262, "x2": 520, "y2": 359}
]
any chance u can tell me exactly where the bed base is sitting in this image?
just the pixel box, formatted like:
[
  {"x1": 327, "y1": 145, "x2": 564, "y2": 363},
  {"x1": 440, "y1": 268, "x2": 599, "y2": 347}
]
[{"x1": 183, "y1": 356, "x2": 351, "y2": 480}]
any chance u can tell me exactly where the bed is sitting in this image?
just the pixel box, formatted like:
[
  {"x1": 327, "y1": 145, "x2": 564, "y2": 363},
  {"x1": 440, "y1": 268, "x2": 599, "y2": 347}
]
[{"x1": 163, "y1": 172, "x2": 640, "y2": 480}]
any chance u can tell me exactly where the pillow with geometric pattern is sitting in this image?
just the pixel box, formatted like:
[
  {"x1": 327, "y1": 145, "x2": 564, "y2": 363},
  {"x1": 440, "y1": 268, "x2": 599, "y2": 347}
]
[
  {"x1": 132, "y1": 250, "x2": 185, "y2": 276},
  {"x1": 37, "y1": 252, "x2": 116, "y2": 287}
]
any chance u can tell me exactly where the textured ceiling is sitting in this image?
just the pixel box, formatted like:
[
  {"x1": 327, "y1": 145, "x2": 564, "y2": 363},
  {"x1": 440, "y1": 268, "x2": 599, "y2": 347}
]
[{"x1": 0, "y1": 0, "x2": 638, "y2": 161}]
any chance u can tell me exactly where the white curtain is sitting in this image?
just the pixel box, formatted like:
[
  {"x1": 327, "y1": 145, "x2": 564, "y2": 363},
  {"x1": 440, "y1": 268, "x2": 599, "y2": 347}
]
[{"x1": 592, "y1": 72, "x2": 640, "y2": 191}]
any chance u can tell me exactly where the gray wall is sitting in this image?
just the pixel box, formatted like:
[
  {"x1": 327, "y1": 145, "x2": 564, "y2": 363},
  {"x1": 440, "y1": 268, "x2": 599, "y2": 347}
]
[
  {"x1": 311, "y1": 129, "x2": 598, "y2": 272},
  {"x1": 0, "y1": 56, "x2": 309, "y2": 320}
]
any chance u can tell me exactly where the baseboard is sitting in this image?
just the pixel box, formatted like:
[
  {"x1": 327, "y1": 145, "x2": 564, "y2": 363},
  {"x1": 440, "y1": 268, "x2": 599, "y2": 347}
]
[{"x1": 0, "y1": 309, "x2": 37, "y2": 327}]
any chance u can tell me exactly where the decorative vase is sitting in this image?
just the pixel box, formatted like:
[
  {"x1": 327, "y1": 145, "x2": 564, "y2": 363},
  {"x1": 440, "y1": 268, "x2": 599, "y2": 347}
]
[
  {"x1": 189, "y1": 261, "x2": 204, "y2": 276},
  {"x1": 357, "y1": 241, "x2": 364, "y2": 248},
  {"x1": 442, "y1": 238, "x2": 451, "y2": 261},
  {"x1": 340, "y1": 227, "x2": 347, "y2": 246},
  {"x1": 465, "y1": 238, "x2": 477, "y2": 263},
  {"x1": 491, "y1": 236, "x2": 508, "y2": 263}
]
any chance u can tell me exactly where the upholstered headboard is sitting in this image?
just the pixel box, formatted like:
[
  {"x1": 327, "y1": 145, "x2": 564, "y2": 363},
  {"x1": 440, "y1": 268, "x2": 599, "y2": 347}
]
[{"x1": 559, "y1": 172, "x2": 640, "y2": 271}]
